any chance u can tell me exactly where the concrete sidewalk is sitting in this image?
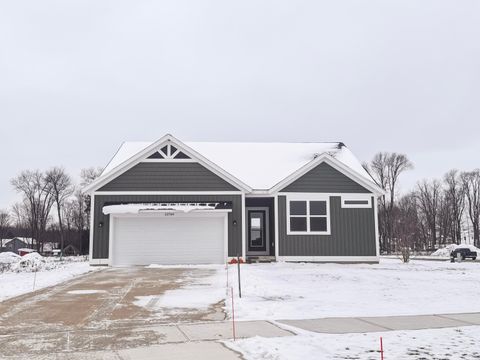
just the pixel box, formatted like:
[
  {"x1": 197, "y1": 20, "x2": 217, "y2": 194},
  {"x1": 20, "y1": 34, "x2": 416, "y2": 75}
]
[
  {"x1": 4, "y1": 313, "x2": 480, "y2": 359},
  {"x1": 279, "y1": 312, "x2": 480, "y2": 334}
]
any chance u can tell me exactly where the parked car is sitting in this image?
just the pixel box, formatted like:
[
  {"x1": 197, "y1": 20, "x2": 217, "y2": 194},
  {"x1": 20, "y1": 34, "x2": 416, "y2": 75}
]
[{"x1": 450, "y1": 247, "x2": 477, "y2": 262}]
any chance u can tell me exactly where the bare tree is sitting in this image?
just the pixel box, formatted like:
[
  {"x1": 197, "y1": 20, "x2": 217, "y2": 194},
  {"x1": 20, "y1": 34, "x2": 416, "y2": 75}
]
[
  {"x1": 365, "y1": 152, "x2": 413, "y2": 253},
  {"x1": 416, "y1": 180, "x2": 441, "y2": 249},
  {"x1": 437, "y1": 190, "x2": 453, "y2": 246},
  {"x1": 11, "y1": 202, "x2": 29, "y2": 231},
  {"x1": 0, "y1": 210, "x2": 10, "y2": 248},
  {"x1": 11, "y1": 170, "x2": 55, "y2": 251},
  {"x1": 395, "y1": 193, "x2": 420, "y2": 262},
  {"x1": 80, "y1": 167, "x2": 102, "y2": 229},
  {"x1": 45, "y1": 167, "x2": 74, "y2": 256},
  {"x1": 462, "y1": 170, "x2": 480, "y2": 247},
  {"x1": 444, "y1": 170, "x2": 465, "y2": 244}
]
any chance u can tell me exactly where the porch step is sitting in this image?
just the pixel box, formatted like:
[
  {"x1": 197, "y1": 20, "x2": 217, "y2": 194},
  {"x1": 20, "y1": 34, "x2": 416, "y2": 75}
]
[{"x1": 246, "y1": 256, "x2": 276, "y2": 264}]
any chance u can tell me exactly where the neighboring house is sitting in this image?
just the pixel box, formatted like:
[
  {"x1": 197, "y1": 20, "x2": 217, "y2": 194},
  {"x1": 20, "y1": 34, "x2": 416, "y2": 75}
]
[
  {"x1": 83, "y1": 134, "x2": 383, "y2": 266},
  {"x1": 42, "y1": 242, "x2": 60, "y2": 256},
  {"x1": 3, "y1": 237, "x2": 36, "y2": 253},
  {"x1": 63, "y1": 244, "x2": 80, "y2": 256},
  {"x1": 18, "y1": 248, "x2": 35, "y2": 256}
]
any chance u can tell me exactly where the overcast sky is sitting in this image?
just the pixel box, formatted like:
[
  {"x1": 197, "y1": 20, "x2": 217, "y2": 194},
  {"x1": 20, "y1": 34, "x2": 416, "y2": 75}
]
[{"x1": 1, "y1": 0, "x2": 479, "y2": 208}]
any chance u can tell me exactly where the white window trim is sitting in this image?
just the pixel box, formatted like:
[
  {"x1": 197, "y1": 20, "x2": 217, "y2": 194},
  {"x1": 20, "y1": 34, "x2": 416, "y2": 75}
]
[
  {"x1": 286, "y1": 194, "x2": 331, "y2": 235},
  {"x1": 341, "y1": 195, "x2": 372, "y2": 209}
]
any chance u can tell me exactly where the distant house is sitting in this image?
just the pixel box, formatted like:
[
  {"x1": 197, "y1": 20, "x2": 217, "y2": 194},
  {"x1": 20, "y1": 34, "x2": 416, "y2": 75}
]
[
  {"x1": 3, "y1": 237, "x2": 36, "y2": 253},
  {"x1": 18, "y1": 248, "x2": 35, "y2": 256},
  {"x1": 42, "y1": 242, "x2": 60, "y2": 256},
  {"x1": 63, "y1": 244, "x2": 80, "y2": 256}
]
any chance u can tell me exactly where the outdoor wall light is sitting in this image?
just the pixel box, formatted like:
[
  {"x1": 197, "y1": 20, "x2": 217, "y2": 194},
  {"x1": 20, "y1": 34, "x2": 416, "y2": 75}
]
[
  {"x1": 233, "y1": 220, "x2": 237, "y2": 226},
  {"x1": 98, "y1": 222, "x2": 104, "y2": 228}
]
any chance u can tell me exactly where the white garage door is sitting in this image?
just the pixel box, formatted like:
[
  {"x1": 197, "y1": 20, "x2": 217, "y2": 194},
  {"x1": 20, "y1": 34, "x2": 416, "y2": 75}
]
[{"x1": 111, "y1": 214, "x2": 226, "y2": 266}]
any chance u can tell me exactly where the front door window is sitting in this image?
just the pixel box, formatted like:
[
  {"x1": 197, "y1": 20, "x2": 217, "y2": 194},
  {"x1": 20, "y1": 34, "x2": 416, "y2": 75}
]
[{"x1": 247, "y1": 209, "x2": 269, "y2": 254}]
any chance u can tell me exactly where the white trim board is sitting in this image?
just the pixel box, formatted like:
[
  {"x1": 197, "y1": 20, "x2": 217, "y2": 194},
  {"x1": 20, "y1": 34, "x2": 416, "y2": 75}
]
[
  {"x1": 274, "y1": 194, "x2": 280, "y2": 258},
  {"x1": 277, "y1": 256, "x2": 379, "y2": 263},
  {"x1": 341, "y1": 196, "x2": 372, "y2": 209},
  {"x1": 277, "y1": 192, "x2": 375, "y2": 197},
  {"x1": 374, "y1": 196, "x2": 380, "y2": 257},
  {"x1": 88, "y1": 194, "x2": 95, "y2": 263}
]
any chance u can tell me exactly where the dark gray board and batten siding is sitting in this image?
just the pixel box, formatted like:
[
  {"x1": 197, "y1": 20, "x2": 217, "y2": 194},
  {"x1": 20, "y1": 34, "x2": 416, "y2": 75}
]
[
  {"x1": 99, "y1": 162, "x2": 239, "y2": 191},
  {"x1": 281, "y1": 162, "x2": 370, "y2": 193},
  {"x1": 278, "y1": 162, "x2": 376, "y2": 257},
  {"x1": 278, "y1": 196, "x2": 376, "y2": 256},
  {"x1": 93, "y1": 162, "x2": 242, "y2": 259}
]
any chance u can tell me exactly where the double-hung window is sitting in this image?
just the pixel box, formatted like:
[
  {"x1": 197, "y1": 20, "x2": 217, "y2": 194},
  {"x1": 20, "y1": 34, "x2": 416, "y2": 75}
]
[{"x1": 287, "y1": 197, "x2": 330, "y2": 235}]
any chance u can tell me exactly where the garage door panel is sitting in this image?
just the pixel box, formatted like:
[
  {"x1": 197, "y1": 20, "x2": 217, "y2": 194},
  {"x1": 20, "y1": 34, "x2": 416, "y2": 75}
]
[{"x1": 112, "y1": 216, "x2": 225, "y2": 266}]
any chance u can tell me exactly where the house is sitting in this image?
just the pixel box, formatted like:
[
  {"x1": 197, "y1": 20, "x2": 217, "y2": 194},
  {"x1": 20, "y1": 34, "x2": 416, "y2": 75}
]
[
  {"x1": 42, "y1": 242, "x2": 60, "y2": 256},
  {"x1": 83, "y1": 134, "x2": 383, "y2": 266},
  {"x1": 63, "y1": 244, "x2": 80, "y2": 256},
  {"x1": 3, "y1": 237, "x2": 36, "y2": 253},
  {"x1": 18, "y1": 248, "x2": 36, "y2": 256}
]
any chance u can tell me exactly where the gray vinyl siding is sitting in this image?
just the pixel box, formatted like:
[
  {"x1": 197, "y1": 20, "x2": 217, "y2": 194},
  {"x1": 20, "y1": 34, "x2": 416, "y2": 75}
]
[
  {"x1": 92, "y1": 194, "x2": 242, "y2": 259},
  {"x1": 278, "y1": 196, "x2": 376, "y2": 256},
  {"x1": 99, "y1": 162, "x2": 239, "y2": 191},
  {"x1": 281, "y1": 162, "x2": 370, "y2": 193}
]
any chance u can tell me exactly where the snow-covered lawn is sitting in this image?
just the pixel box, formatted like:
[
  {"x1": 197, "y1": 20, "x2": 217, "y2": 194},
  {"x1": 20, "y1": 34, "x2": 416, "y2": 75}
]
[
  {"x1": 133, "y1": 259, "x2": 480, "y2": 321},
  {"x1": 226, "y1": 325, "x2": 480, "y2": 360},
  {"x1": 0, "y1": 253, "x2": 95, "y2": 302},
  {"x1": 227, "y1": 259, "x2": 480, "y2": 320}
]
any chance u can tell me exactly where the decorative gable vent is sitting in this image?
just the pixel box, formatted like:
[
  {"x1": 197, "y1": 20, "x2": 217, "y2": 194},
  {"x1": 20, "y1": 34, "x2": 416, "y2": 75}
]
[{"x1": 147, "y1": 144, "x2": 190, "y2": 160}]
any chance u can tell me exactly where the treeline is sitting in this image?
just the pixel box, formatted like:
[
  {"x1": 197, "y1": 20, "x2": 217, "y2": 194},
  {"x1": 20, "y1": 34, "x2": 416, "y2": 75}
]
[
  {"x1": 364, "y1": 153, "x2": 480, "y2": 259},
  {"x1": 0, "y1": 167, "x2": 102, "y2": 255}
]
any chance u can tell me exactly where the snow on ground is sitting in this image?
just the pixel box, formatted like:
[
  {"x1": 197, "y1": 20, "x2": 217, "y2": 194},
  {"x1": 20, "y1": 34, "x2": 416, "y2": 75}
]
[
  {"x1": 134, "y1": 265, "x2": 226, "y2": 316},
  {"x1": 226, "y1": 326, "x2": 480, "y2": 360},
  {"x1": 132, "y1": 259, "x2": 480, "y2": 321},
  {"x1": 0, "y1": 252, "x2": 95, "y2": 302},
  {"x1": 227, "y1": 258, "x2": 480, "y2": 320},
  {"x1": 432, "y1": 243, "x2": 480, "y2": 257}
]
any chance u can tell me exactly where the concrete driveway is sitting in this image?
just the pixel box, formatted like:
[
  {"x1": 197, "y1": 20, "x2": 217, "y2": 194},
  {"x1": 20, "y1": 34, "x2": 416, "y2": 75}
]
[{"x1": 0, "y1": 267, "x2": 227, "y2": 357}]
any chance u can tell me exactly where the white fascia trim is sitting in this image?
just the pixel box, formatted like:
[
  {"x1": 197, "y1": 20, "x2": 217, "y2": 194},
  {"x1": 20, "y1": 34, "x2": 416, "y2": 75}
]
[
  {"x1": 274, "y1": 194, "x2": 280, "y2": 258},
  {"x1": 245, "y1": 193, "x2": 275, "y2": 197},
  {"x1": 93, "y1": 191, "x2": 243, "y2": 196},
  {"x1": 83, "y1": 134, "x2": 172, "y2": 193},
  {"x1": 374, "y1": 196, "x2": 380, "y2": 257},
  {"x1": 277, "y1": 256, "x2": 379, "y2": 263},
  {"x1": 241, "y1": 192, "x2": 246, "y2": 258},
  {"x1": 269, "y1": 154, "x2": 384, "y2": 196},
  {"x1": 90, "y1": 258, "x2": 109, "y2": 265},
  {"x1": 249, "y1": 190, "x2": 271, "y2": 195},
  {"x1": 141, "y1": 159, "x2": 196, "y2": 163},
  {"x1": 83, "y1": 134, "x2": 252, "y2": 194},
  {"x1": 278, "y1": 192, "x2": 375, "y2": 197},
  {"x1": 88, "y1": 194, "x2": 95, "y2": 262},
  {"x1": 107, "y1": 209, "x2": 232, "y2": 216}
]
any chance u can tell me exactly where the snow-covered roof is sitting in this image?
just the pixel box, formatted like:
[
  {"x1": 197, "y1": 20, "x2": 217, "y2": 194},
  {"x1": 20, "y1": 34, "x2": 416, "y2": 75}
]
[
  {"x1": 3, "y1": 237, "x2": 36, "y2": 246},
  {"x1": 101, "y1": 141, "x2": 375, "y2": 191},
  {"x1": 103, "y1": 203, "x2": 229, "y2": 215}
]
